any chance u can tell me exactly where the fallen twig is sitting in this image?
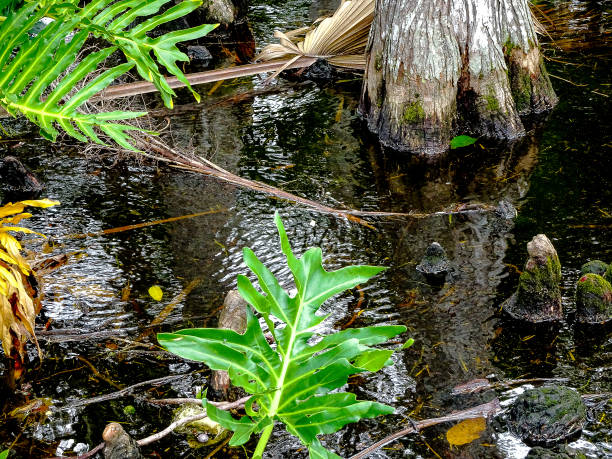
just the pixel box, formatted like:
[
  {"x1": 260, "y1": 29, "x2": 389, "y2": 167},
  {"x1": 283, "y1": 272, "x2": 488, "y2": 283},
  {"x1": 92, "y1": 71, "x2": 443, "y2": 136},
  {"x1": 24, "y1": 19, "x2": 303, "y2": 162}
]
[
  {"x1": 61, "y1": 374, "x2": 187, "y2": 409},
  {"x1": 136, "y1": 396, "x2": 250, "y2": 446},
  {"x1": 452, "y1": 377, "x2": 570, "y2": 395},
  {"x1": 131, "y1": 133, "x2": 503, "y2": 229},
  {"x1": 349, "y1": 399, "x2": 502, "y2": 459},
  {"x1": 47, "y1": 395, "x2": 249, "y2": 458},
  {"x1": 144, "y1": 395, "x2": 250, "y2": 410}
]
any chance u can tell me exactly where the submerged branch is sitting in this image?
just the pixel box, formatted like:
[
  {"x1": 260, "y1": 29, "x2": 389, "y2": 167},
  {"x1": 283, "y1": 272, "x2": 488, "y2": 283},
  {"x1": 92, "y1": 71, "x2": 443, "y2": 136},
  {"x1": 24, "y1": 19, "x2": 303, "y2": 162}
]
[
  {"x1": 130, "y1": 133, "x2": 502, "y2": 229},
  {"x1": 61, "y1": 374, "x2": 187, "y2": 409},
  {"x1": 349, "y1": 399, "x2": 502, "y2": 459}
]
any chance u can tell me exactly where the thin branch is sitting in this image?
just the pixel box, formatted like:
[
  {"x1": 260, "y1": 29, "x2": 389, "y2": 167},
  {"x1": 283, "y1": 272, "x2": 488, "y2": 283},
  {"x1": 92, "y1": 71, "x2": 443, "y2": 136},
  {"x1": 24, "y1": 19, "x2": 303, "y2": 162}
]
[
  {"x1": 349, "y1": 399, "x2": 502, "y2": 459},
  {"x1": 136, "y1": 413, "x2": 208, "y2": 447},
  {"x1": 131, "y1": 133, "x2": 502, "y2": 229},
  {"x1": 61, "y1": 374, "x2": 187, "y2": 409},
  {"x1": 145, "y1": 395, "x2": 250, "y2": 410}
]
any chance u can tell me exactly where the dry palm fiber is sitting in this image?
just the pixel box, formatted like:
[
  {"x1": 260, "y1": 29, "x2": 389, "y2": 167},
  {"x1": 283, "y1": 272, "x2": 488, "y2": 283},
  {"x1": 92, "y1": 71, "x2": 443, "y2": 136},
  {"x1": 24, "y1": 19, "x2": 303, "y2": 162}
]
[
  {"x1": 256, "y1": 0, "x2": 374, "y2": 71},
  {"x1": 257, "y1": 0, "x2": 548, "y2": 74}
]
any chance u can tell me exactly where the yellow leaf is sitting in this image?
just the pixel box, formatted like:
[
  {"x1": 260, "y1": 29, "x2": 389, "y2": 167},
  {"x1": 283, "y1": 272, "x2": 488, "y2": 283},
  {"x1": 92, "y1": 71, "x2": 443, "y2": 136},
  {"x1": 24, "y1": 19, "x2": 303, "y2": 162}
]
[
  {"x1": 446, "y1": 417, "x2": 486, "y2": 447},
  {"x1": 148, "y1": 285, "x2": 163, "y2": 301},
  {"x1": 2, "y1": 212, "x2": 32, "y2": 225},
  {"x1": 0, "y1": 250, "x2": 19, "y2": 266},
  {"x1": 0, "y1": 202, "x2": 26, "y2": 218},
  {"x1": 0, "y1": 265, "x2": 19, "y2": 289},
  {"x1": 0, "y1": 226, "x2": 44, "y2": 237},
  {"x1": 18, "y1": 199, "x2": 60, "y2": 209}
]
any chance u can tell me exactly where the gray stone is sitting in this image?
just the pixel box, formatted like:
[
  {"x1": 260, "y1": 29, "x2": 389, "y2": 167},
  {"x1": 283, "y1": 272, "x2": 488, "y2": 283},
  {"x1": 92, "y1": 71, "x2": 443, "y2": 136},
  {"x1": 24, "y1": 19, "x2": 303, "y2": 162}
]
[
  {"x1": 187, "y1": 45, "x2": 212, "y2": 63},
  {"x1": 201, "y1": 0, "x2": 235, "y2": 24},
  {"x1": 503, "y1": 234, "x2": 563, "y2": 323},
  {"x1": 575, "y1": 273, "x2": 612, "y2": 324},
  {"x1": 508, "y1": 386, "x2": 586, "y2": 447},
  {"x1": 102, "y1": 423, "x2": 142, "y2": 459}
]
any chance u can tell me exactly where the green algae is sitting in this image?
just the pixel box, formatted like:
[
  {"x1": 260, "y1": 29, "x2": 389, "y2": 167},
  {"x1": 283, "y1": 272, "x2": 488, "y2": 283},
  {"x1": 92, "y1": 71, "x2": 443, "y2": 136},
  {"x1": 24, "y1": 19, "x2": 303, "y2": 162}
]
[
  {"x1": 575, "y1": 273, "x2": 612, "y2": 324},
  {"x1": 403, "y1": 101, "x2": 425, "y2": 123}
]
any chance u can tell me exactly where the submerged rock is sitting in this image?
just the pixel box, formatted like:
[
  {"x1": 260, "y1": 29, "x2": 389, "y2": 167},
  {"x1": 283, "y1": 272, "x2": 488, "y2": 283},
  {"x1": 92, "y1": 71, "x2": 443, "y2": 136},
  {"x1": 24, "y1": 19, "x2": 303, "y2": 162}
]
[
  {"x1": 526, "y1": 447, "x2": 572, "y2": 459},
  {"x1": 575, "y1": 273, "x2": 612, "y2": 324},
  {"x1": 503, "y1": 234, "x2": 563, "y2": 323},
  {"x1": 211, "y1": 290, "x2": 247, "y2": 396},
  {"x1": 173, "y1": 403, "x2": 228, "y2": 447},
  {"x1": 495, "y1": 200, "x2": 518, "y2": 220},
  {"x1": 302, "y1": 59, "x2": 338, "y2": 83},
  {"x1": 0, "y1": 156, "x2": 44, "y2": 201},
  {"x1": 508, "y1": 386, "x2": 586, "y2": 447},
  {"x1": 416, "y1": 242, "x2": 451, "y2": 281},
  {"x1": 580, "y1": 260, "x2": 608, "y2": 276},
  {"x1": 102, "y1": 423, "x2": 142, "y2": 459},
  {"x1": 604, "y1": 263, "x2": 612, "y2": 284},
  {"x1": 186, "y1": 45, "x2": 212, "y2": 64}
]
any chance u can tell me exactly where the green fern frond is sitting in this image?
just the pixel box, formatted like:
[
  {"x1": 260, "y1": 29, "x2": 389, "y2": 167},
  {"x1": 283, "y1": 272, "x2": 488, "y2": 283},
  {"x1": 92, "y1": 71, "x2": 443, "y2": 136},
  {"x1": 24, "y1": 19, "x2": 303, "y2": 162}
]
[{"x1": 0, "y1": 0, "x2": 216, "y2": 149}]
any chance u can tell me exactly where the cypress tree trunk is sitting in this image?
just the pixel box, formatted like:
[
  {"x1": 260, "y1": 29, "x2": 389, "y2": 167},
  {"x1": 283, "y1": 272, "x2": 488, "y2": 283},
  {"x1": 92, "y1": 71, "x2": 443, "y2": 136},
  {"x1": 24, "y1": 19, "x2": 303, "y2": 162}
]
[{"x1": 360, "y1": 0, "x2": 557, "y2": 156}]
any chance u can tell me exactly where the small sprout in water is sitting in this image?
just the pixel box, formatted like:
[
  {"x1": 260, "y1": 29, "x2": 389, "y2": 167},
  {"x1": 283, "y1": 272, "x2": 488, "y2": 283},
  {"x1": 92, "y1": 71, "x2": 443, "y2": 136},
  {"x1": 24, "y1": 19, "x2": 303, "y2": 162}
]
[
  {"x1": 401, "y1": 338, "x2": 415, "y2": 349},
  {"x1": 123, "y1": 405, "x2": 136, "y2": 416},
  {"x1": 148, "y1": 285, "x2": 163, "y2": 301},
  {"x1": 450, "y1": 135, "x2": 477, "y2": 149}
]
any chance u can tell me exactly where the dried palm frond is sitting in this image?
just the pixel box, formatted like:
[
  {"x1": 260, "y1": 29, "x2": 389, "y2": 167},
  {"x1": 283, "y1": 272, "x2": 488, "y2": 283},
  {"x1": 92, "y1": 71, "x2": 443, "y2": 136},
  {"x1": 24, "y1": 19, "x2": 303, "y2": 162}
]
[
  {"x1": 256, "y1": 0, "x2": 374, "y2": 71},
  {"x1": 257, "y1": 0, "x2": 555, "y2": 76}
]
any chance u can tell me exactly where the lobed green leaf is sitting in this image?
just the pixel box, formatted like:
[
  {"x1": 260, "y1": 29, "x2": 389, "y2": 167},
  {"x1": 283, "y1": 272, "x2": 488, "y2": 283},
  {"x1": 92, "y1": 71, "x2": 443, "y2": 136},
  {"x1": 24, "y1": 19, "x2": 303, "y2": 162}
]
[{"x1": 158, "y1": 213, "x2": 409, "y2": 457}]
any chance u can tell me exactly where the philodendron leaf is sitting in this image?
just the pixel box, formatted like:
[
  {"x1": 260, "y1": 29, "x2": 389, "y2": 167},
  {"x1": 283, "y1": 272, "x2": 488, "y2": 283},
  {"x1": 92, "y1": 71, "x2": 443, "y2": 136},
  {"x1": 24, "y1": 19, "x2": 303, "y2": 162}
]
[
  {"x1": 158, "y1": 212, "x2": 408, "y2": 458},
  {"x1": 0, "y1": 0, "x2": 216, "y2": 149}
]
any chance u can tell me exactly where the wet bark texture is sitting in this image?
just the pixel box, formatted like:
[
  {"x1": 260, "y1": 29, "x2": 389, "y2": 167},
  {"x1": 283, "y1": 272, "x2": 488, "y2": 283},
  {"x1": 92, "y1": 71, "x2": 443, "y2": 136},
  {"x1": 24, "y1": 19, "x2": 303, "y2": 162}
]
[{"x1": 360, "y1": 0, "x2": 557, "y2": 156}]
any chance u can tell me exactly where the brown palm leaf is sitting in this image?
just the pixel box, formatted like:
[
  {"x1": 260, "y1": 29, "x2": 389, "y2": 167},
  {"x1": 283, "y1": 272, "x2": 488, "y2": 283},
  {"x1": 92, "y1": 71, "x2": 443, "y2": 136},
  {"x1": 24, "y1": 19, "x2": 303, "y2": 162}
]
[{"x1": 256, "y1": 0, "x2": 374, "y2": 70}]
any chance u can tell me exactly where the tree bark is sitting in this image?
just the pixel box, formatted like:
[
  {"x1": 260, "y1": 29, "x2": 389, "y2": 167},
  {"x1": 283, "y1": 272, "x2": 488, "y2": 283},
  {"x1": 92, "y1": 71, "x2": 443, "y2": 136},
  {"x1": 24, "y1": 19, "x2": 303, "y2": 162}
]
[{"x1": 360, "y1": 0, "x2": 557, "y2": 157}]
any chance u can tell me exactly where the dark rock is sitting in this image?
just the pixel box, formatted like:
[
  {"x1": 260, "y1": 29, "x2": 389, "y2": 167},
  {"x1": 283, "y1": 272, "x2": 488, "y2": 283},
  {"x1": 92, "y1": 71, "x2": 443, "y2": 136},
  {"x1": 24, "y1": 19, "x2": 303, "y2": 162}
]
[
  {"x1": 580, "y1": 260, "x2": 608, "y2": 276},
  {"x1": 575, "y1": 273, "x2": 612, "y2": 324},
  {"x1": 416, "y1": 242, "x2": 451, "y2": 281},
  {"x1": 526, "y1": 447, "x2": 571, "y2": 459},
  {"x1": 495, "y1": 200, "x2": 518, "y2": 220},
  {"x1": 211, "y1": 290, "x2": 247, "y2": 396},
  {"x1": 503, "y1": 234, "x2": 563, "y2": 323},
  {"x1": 604, "y1": 263, "x2": 612, "y2": 284},
  {"x1": 186, "y1": 45, "x2": 212, "y2": 63},
  {"x1": 302, "y1": 59, "x2": 338, "y2": 83},
  {"x1": 102, "y1": 423, "x2": 142, "y2": 459},
  {"x1": 0, "y1": 156, "x2": 44, "y2": 201},
  {"x1": 508, "y1": 386, "x2": 586, "y2": 447}
]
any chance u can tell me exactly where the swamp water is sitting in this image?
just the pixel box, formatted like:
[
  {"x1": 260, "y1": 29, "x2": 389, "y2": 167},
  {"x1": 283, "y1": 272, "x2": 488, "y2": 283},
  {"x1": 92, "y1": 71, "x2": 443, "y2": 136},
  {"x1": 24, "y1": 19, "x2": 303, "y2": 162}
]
[{"x1": 1, "y1": 1, "x2": 610, "y2": 457}]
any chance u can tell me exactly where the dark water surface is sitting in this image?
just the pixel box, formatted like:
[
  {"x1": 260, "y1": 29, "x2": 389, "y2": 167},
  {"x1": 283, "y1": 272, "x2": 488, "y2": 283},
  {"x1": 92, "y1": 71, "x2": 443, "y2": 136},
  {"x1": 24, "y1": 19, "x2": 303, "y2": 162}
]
[{"x1": 1, "y1": 1, "x2": 610, "y2": 457}]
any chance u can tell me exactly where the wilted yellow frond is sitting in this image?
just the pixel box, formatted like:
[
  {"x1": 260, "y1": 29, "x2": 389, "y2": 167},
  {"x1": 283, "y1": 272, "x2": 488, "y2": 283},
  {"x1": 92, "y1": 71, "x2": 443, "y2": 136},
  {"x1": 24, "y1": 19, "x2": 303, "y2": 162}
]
[
  {"x1": 0, "y1": 199, "x2": 57, "y2": 362},
  {"x1": 2, "y1": 213, "x2": 33, "y2": 225},
  {"x1": 18, "y1": 198, "x2": 61, "y2": 209}
]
